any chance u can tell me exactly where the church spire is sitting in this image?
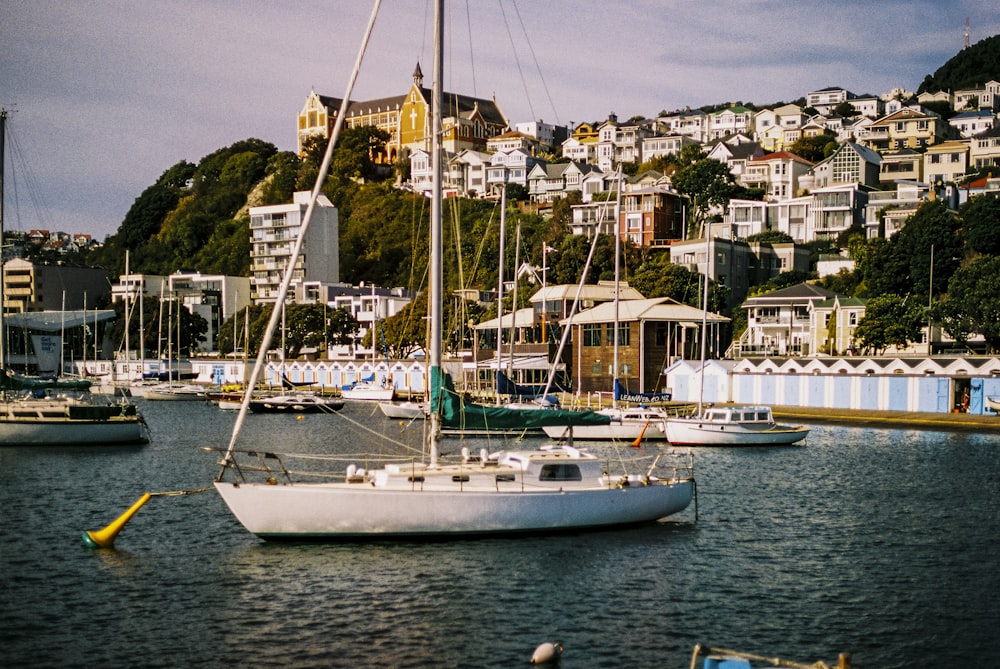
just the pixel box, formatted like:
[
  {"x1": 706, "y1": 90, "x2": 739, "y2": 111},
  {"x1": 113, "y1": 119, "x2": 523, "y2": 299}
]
[{"x1": 413, "y1": 62, "x2": 424, "y2": 88}]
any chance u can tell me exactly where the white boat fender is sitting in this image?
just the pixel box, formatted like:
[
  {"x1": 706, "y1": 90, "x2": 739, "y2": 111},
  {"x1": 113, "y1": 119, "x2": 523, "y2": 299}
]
[
  {"x1": 461, "y1": 447, "x2": 471, "y2": 463},
  {"x1": 530, "y1": 641, "x2": 563, "y2": 664}
]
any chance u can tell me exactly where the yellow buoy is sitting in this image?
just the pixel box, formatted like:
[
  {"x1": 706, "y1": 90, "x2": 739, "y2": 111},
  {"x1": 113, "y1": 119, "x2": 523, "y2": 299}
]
[{"x1": 82, "y1": 493, "x2": 151, "y2": 549}]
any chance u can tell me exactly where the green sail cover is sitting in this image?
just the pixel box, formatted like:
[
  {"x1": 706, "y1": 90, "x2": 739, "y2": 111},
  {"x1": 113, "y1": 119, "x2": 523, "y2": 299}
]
[
  {"x1": 430, "y1": 367, "x2": 610, "y2": 431},
  {"x1": 1, "y1": 369, "x2": 93, "y2": 392}
]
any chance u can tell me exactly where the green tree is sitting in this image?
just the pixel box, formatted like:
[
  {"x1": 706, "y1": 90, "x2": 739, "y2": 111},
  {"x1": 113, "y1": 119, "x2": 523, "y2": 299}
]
[
  {"x1": 833, "y1": 101, "x2": 856, "y2": 117},
  {"x1": 788, "y1": 133, "x2": 837, "y2": 162},
  {"x1": 961, "y1": 194, "x2": 1000, "y2": 256},
  {"x1": 853, "y1": 294, "x2": 924, "y2": 355},
  {"x1": 671, "y1": 153, "x2": 741, "y2": 239},
  {"x1": 630, "y1": 253, "x2": 704, "y2": 305},
  {"x1": 936, "y1": 255, "x2": 1000, "y2": 353}
]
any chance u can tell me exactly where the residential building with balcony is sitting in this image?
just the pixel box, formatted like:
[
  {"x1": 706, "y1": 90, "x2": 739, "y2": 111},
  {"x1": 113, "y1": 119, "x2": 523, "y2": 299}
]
[
  {"x1": 954, "y1": 80, "x2": 1000, "y2": 111},
  {"x1": 808, "y1": 184, "x2": 868, "y2": 242},
  {"x1": 809, "y1": 295, "x2": 867, "y2": 356},
  {"x1": 656, "y1": 109, "x2": 710, "y2": 144},
  {"x1": 166, "y1": 272, "x2": 251, "y2": 352},
  {"x1": 709, "y1": 105, "x2": 754, "y2": 141},
  {"x1": 864, "y1": 181, "x2": 935, "y2": 239},
  {"x1": 735, "y1": 282, "x2": 838, "y2": 357},
  {"x1": 708, "y1": 139, "x2": 765, "y2": 184},
  {"x1": 806, "y1": 87, "x2": 854, "y2": 114},
  {"x1": 970, "y1": 125, "x2": 1000, "y2": 171},
  {"x1": 878, "y1": 149, "x2": 924, "y2": 184},
  {"x1": 485, "y1": 148, "x2": 538, "y2": 196},
  {"x1": 726, "y1": 197, "x2": 813, "y2": 243},
  {"x1": 741, "y1": 151, "x2": 814, "y2": 200},
  {"x1": 526, "y1": 160, "x2": 596, "y2": 204},
  {"x1": 249, "y1": 191, "x2": 339, "y2": 304},
  {"x1": 641, "y1": 133, "x2": 698, "y2": 162},
  {"x1": 923, "y1": 140, "x2": 970, "y2": 184},
  {"x1": 295, "y1": 283, "x2": 414, "y2": 359},
  {"x1": 619, "y1": 182, "x2": 686, "y2": 247},
  {"x1": 949, "y1": 109, "x2": 997, "y2": 138},
  {"x1": 863, "y1": 107, "x2": 950, "y2": 151},
  {"x1": 445, "y1": 149, "x2": 491, "y2": 198}
]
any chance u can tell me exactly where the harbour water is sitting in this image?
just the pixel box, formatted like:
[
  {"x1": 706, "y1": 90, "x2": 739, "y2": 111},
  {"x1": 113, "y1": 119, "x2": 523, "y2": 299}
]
[{"x1": 2, "y1": 400, "x2": 998, "y2": 668}]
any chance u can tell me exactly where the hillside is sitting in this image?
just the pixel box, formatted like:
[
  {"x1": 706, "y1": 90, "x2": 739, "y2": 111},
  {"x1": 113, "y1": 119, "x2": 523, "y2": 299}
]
[{"x1": 917, "y1": 34, "x2": 1000, "y2": 94}]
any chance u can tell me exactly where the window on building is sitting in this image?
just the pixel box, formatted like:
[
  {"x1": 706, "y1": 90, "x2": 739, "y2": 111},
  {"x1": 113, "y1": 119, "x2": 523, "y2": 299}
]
[
  {"x1": 606, "y1": 322, "x2": 630, "y2": 346},
  {"x1": 583, "y1": 323, "x2": 602, "y2": 346}
]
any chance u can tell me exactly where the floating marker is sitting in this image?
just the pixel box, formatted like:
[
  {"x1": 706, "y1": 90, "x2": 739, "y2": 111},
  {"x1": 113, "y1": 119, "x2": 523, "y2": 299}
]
[
  {"x1": 530, "y1": 642, "x2": 563, "y2": 664},
  {"x1": 82, "y1": 493, "x2": 151, "y2": 549},
  {"x1": 82, "y1": 486, "x2": 213, "y2": 549}
]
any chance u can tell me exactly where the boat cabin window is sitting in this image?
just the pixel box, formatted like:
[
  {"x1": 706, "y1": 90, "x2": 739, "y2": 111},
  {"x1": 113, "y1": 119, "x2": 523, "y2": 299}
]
[{"x1": 538, "y1": 464, "x2": 582, "y2": 482}]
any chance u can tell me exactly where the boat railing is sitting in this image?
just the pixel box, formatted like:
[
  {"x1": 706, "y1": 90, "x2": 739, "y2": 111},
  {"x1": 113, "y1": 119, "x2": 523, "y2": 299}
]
[{"x1": 689, "y1": 644, "x2": 851, "y2": 669}]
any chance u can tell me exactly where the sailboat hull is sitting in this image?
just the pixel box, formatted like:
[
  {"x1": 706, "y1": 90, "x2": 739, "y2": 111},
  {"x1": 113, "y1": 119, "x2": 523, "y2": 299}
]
[
  {"x1": 664, "y1": 419, "x2": 809, "y2": 446},
  {"x1": 0, "y1": 400, "x2": 147, "y2": 445},
  {"x1": 214, "y1": 479, "x2": 693, "y2": 539}
]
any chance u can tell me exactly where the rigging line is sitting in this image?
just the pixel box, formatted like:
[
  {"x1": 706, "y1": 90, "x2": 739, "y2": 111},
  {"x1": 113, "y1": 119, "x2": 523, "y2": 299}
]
[
  {"x1": 497, "y1": 0, "x2": 535, "y2": 121},
  {"x1": 511, "y1": 0, "x2": 560, "y2": 125},
  {"x1": 5, "y1": 125, "x2": 51, "y2": 232},
  {"x1": 463, "y1": 0, "x2": 477, "y2": 99},
  {"x1": 331, "y1": 407, "x2": 424, "y2": 454}
]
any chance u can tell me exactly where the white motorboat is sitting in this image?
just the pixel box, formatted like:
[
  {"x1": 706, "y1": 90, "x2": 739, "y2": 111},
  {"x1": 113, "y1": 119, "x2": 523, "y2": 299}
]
[
  {"x1": 543, "y1": 405, "x2": 669, "y2": 441},
  {"x1": 212, "y1": 0, "x2": 695, "y2": 541},
  {"x1": 663, "y1": 405, "x2": 809, "y2": 446},
  {"x1": 985, "y1": 396, "x2": 1000, "y2": 413}
]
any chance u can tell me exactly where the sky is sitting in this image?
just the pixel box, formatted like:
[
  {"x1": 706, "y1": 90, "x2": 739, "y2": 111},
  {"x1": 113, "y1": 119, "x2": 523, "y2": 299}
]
[{"x1": 2, "y1": 0, "x2": 998, "y2": 241}]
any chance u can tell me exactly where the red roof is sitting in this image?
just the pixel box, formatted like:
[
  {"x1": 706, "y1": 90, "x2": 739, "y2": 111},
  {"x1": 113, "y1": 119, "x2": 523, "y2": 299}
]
[{"x1": 751, "y1": 151, "x2": 814, "y2": 165}]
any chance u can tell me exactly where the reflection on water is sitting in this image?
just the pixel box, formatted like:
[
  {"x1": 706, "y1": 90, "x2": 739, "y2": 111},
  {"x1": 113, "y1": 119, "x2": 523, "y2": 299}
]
[{"x1": 1, "y1": 400, "x2": 998, "y2": 668}]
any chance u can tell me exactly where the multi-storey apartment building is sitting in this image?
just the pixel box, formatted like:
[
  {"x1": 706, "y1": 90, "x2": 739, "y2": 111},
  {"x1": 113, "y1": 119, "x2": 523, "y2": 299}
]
[
  {"x1": 248, "y1": 191, "x2": 339, "y2": 304},
  {"x1": 1, "y1": 258, "x2": 110, "y2": 313}
]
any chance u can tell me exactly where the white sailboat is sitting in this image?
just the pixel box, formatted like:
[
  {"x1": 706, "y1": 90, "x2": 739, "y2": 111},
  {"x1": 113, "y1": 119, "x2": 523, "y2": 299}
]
[
  {"x1": 342, "y1": 285, "x2": 396, "y2": 401},
  {"x1": 663, "y1": 269, "x2": 809, "y2": 446},
  {"x1": 0, "y1": 108, "x2": 147, "y2": 445},
  {"x1": 212, "y1": 0, "x2": 695, "y2": 540}
]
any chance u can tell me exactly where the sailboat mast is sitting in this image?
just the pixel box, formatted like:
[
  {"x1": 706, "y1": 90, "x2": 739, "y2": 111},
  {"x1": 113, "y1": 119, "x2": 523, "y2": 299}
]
[
  {"x1": 612, "y1": 167, "x2": 622, "y2": 408},
  {"x1": 510, "y1": 220, "x2": 521, "y2": 384},
  {"x1": 428, "y1": 0, "x2": 443, "y2": 464},
  {"x1": 494, "y1": 186, "x2": 506, "y2": 405},
  {"x1": 0, "y1": 108, "x2": 7, "y2": 369},
  {"x1": 124, "y1": 251, "x2": 130, "y2": 382},
  {"x1": 697, "y1": 267, "x2": 709, "y2": 413}
]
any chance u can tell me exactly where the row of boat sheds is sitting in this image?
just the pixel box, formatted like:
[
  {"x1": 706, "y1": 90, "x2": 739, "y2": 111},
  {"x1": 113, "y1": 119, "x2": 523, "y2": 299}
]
[{"x1": 167, "y1": 354, "x2": 1000, "y2": 417}]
